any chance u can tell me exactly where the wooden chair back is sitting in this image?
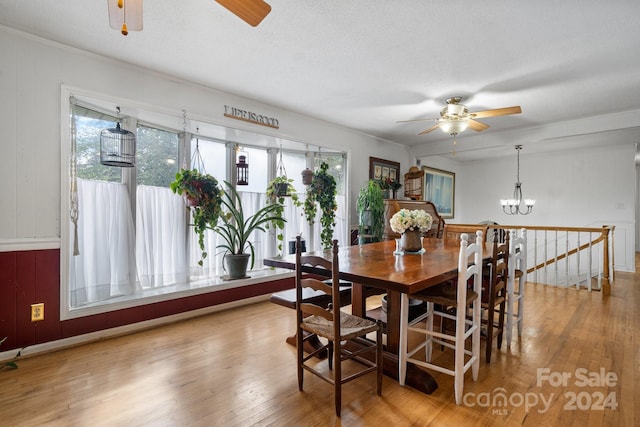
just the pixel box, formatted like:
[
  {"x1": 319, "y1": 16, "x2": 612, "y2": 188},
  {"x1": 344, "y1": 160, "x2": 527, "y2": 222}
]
[
  {"x1": 482, "y1": 230, "x2": 509, "y2": 362},
  {"x1": 443, "y1": 224, "x2": 490, "y2": 245},
  {"x1": 295, "y1": 237, "x2": 341, "y2": 338}
]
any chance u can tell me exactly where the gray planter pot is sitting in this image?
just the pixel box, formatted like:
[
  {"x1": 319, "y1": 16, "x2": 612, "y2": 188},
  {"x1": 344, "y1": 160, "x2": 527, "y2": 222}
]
[{"x1": 224, "y1": 253, "x2": 251, "y2": 279}]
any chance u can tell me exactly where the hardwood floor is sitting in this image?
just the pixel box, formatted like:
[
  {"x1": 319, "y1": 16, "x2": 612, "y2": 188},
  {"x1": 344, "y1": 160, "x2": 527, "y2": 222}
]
[{"x1": 1, "y1": 264, "x2": 638, "y2": 426}]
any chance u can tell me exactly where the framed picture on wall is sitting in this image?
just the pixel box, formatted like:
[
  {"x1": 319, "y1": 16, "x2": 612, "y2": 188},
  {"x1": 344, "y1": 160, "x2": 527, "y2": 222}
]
[
  {"x1": 369, "y1": 157, "x2": 400, "y2": 182},
  {"x1": 423, "y1": 166, "x2": 455, "y2": 218}
]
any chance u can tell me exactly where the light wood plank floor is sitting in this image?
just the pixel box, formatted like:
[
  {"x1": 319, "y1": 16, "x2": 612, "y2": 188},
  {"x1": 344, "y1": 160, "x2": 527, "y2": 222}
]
[{"x1": 1, "y1": 263, "x2": 637, "y2": 426}]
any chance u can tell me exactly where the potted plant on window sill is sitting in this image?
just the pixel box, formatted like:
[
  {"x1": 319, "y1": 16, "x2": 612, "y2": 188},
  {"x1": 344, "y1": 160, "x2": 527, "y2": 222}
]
[
  {"x1": 215, "y1": 181, "x2": 286, "y2": 279},
  {"x1": 170, "y1": 168, "x2": 223, "y2": 265},
  {"x1": 303, "y1": 162, "x2": 337, "y2": 250},
  {"x1": 266, "y1": 176, "x2": 302, "y2": 255},
  {"x1": 356, "y1": 179, "x2": 385, "y2": 243}
]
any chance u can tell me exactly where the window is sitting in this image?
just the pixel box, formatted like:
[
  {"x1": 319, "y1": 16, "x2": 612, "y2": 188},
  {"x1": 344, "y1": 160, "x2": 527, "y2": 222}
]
[{"x1": 62, "y1": 92, "x2": 349, "y2": 318}]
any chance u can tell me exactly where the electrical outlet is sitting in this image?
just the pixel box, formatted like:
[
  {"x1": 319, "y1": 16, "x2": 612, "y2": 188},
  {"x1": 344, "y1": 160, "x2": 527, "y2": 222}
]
[{"x1": 31, "y1": 303, "x2": 44, "y2": 322}]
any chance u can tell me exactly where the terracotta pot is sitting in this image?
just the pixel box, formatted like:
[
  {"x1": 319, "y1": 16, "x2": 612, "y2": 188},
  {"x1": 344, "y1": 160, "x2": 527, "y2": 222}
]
[{"x1": 183, "y1": 193, "x2": 199, "y2": 207}]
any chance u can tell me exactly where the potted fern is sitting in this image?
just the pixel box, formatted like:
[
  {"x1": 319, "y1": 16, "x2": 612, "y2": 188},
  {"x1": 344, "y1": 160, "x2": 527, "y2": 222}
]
[{"x1": 356, "y1": 179, "x2": 385, "y2": 243}]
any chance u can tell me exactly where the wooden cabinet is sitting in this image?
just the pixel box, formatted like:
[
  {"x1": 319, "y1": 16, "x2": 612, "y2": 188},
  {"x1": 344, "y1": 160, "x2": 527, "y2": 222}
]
[
  {"x1": 403, "y1": 166, "x2": 424, "y2": 200},
  {"x1": 383, "y1": 199, "x2": 445, "y2": 241}
]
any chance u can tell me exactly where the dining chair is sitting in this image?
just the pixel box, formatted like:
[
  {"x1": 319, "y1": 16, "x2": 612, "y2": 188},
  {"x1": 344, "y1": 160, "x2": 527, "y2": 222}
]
[
  {"x1": 481, "y1": 231, "x2": 509, "y2": 363},
  {"x1": 506, "y1": 228, "x2": 527, "y2": 347},
  {"x1": 294, "y1": 236, "x2": 383, "y2": 417},
  {"x1": 399, "y1": 231, "x2": 483, "y2": 405}
]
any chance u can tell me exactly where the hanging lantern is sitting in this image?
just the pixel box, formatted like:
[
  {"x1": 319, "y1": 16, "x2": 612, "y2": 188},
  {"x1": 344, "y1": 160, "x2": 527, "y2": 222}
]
[
  {"x1": 100, "y1": 107, "x2": 136, "y2": 167},
  {"x1": 301, "y1": 168, "x2": 313, "y2": 186},
  {"x1": 236, "y1": 154, "x2": 249, "y2": 185}
]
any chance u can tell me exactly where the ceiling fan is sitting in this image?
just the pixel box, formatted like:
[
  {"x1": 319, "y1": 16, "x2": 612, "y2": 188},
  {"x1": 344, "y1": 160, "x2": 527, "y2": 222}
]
[
  {"x1": 108, "y1": 0, "x2": 271, "y2": 36},
  {"x1": 397, "y1": 96, "x2": 522, "y2": 137},
  {"x1": 215, "y1": 0, "x2": 272, "y2": 27}
]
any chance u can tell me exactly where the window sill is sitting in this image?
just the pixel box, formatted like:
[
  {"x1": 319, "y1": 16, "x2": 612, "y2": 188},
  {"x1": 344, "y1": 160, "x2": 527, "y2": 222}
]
[{"x1": 62, "y1": 268, "x2": 294, "y2": 320}]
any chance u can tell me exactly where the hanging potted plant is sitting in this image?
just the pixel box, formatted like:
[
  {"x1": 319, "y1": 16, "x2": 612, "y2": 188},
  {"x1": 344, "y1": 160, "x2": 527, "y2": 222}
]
[
  {"x1": 303, "y1": 162, "x2": 337, "y2": 250},
  {"x1": 215, "y1": 181, "x2": 286, "y2": 279},
  {"x1": 170, "y1": 168, "x2": 223, "y2": 265},
  {"x1": 266, "y1": 176, "x2": 302, "y2": 255},
  {"x1": 356, "y1": 179, "x2": 385, "y2": 243}
]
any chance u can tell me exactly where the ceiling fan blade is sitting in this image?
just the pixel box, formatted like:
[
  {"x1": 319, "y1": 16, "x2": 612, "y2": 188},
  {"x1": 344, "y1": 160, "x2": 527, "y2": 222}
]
[
  {"x1": 396, "y1": 117, "x2": 438, "y2": 124},
  {"x1": 468, "y1": 119, "x2": 489, "y2": 131},
  {"x1": 215, "y1": 0, "x2": 271, "y2": 27},
  {"x1": 418, "y1": 123, "x2": 441, "y2": 135},
  {"x1": 471, "y1": 106, "x2": 522, "y2": 119}
]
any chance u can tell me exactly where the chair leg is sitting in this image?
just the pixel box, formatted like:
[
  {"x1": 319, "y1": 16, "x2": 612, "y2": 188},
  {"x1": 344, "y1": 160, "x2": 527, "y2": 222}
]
[
  {"x1": 454, "y1": 301, "x2": 466, "y2": 405},
  {"x1": 485, "y1": 305, "x2": 495, "y2": 363},
  {"x1": 334, "y1": 339, "x2": 341, "y2": 417},
  {"x1": 506, "y1": 276, "x2": 515, "y2": 347},
  {"x1": 297, "y1": 327, "x2": 304, "y2": 391},
  {"x1": 471, "y1": 299, "x2": 481, "y2": 382},
  {"x1": 328, "y1": 341, "x2": 334, "y2": 370},
  {"x1": 517, "y1": 279, "x2": 524, "y2": 336},
  {"x1": 497, "y1": 299, "x2": 506, "y2": 349},
  {"x1": 376, "y1": 322, "x2": 383, "y2": 396},
  {"x1": 425, "y1": 302, "x2": 434, "y2": 362},
  {"x1": 398, "y1": 294, "x2": 409, "y2": 386}
]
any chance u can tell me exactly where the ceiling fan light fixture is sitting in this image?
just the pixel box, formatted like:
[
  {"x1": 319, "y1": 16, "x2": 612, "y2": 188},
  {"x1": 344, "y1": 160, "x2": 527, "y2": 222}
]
[
  {"x1": 108, "y1": 0, "x2": 143, "y2": 35},
  {"x1": 445, "y1": 103, "x2": 467, "y2": 117},
  {"x1": 439, "y1": 119, "x2": 470, "y2": 135}
]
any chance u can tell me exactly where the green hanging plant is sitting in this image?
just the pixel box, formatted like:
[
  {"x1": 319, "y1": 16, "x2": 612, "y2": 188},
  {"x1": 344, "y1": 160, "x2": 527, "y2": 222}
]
[
  {"x1": 356, "y1": 179, "x2": 385, "y2": 242},
  {"x1": 170, "y1": 168, "x2": 223, "y2": 266},
  {"x1": 266, "y1": 175, "x2": 302, "y2": 255},
  {"x1": 304, "y1": 162, "x2": 337, "y2": 250}
]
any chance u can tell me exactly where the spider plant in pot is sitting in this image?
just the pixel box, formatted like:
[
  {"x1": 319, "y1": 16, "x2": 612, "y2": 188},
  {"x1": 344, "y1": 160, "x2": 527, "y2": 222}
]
[
  {"x1": 169, "y1": 168, "x2": 223, "y2": 266},
  {"x1": 303, "y1": 161, "x2": 337, "y2": 250},
  {"x1": 356, "y1": 179, "x2": 385, "y2": 243},
  {"x1": 266, "y1": 175, "x2": 302, "y2": 255},
  {"x1": 215, "y1": 181, "x2": 286, "y2": 279}
]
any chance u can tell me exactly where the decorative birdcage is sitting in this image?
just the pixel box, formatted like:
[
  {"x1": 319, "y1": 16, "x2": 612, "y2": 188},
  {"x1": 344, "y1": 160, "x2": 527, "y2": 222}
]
[{"x1": 100, "y1": 107, "x2": 136, "y2": 167}]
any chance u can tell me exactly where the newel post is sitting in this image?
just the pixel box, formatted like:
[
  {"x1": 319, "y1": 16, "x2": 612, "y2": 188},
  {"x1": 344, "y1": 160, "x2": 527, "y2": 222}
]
[{"x1": 601, "y1": 226, "x2": 611, "y2": 297}]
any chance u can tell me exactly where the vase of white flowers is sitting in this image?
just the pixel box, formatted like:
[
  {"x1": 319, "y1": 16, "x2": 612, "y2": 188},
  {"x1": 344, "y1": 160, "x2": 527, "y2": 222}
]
[{"x1": 389, "y1": 209, "x2": 433, "y2": 252}]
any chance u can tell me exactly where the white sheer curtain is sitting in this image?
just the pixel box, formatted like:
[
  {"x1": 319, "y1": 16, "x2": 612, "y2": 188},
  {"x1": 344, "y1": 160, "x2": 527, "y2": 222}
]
[
  {"x1": 70, "y1": 179, "x2": 138, "y2": 306},
  {"x1": 238, "y1": 191, "x2": 271, "y2": 267},
  {"x1": 306, "y1": 194, "x2": 348, "y2": 252},
  {"x1": 281, "y1": 192, "x2": 306, "y2": 255},
  {"x1": 136, "y1": 185, "x2": 187, "y2": 288}
]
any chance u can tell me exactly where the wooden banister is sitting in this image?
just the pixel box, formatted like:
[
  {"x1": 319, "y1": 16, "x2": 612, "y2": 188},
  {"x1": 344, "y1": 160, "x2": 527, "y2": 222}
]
[{"x1": 448, "y1": 224, "x2": 614, "y2": 297}]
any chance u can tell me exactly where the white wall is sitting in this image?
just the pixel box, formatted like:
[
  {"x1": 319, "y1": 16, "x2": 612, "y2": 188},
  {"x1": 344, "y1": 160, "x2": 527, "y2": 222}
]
[
  {"x1": 419, "y1": 143, "x2": 636, "y2": 271},
  {"x1": 0, "y1": 27, "x2": 411, "y2": 243}
]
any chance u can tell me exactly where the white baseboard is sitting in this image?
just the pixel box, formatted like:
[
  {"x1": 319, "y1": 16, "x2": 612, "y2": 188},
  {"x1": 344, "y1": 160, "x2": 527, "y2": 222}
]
[{"x1": 0, "y1": 294, "x2": 269, "y2": 363}]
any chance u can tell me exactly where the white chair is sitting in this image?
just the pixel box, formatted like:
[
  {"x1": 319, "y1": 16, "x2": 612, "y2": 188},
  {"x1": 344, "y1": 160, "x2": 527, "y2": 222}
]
[
  {"x1": 399, "y1": 231, "x2": 483, "y2": 405},
  {"x1": 506, "y1": 228, "x2": 527, "y2": 347}
]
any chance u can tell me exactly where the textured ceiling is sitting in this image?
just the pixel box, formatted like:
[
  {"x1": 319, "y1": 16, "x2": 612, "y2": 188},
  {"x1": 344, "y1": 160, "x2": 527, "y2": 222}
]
[{"x1": 2, "y1": 0, "x2": 640, "y2": 161}]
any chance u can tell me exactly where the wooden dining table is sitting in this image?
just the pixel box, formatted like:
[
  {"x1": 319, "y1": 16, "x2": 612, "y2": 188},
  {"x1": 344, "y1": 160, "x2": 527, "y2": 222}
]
[{"x1": 264, "y1": 237, "x2": 491, "y2": 395}]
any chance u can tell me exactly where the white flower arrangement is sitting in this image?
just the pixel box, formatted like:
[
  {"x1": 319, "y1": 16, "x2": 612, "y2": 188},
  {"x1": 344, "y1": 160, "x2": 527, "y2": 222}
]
[{"x1": 389, "y1": 209, "x2": 433, "y2": 234}]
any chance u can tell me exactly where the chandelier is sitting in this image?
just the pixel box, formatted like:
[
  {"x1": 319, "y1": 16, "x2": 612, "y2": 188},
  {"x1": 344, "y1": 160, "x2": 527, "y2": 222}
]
[{"x1": 501, "y1": 145, "x2": 535, "y2": 215}]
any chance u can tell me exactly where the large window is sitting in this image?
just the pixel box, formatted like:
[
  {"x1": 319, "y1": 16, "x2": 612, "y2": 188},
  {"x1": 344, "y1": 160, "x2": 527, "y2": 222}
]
[{"x1": 63, "y1": 94, "x2": 348, "y2": 318}]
